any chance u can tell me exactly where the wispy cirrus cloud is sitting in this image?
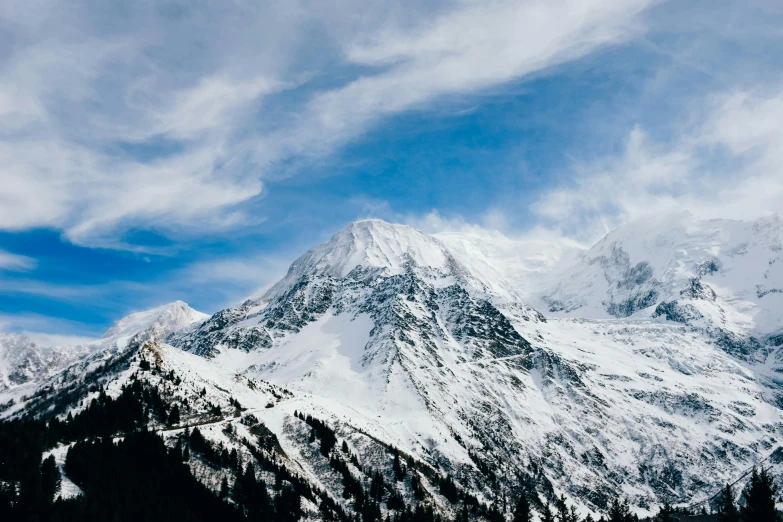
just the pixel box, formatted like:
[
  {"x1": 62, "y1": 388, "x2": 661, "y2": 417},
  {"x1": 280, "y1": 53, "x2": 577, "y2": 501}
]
[
  {"x1": 531, "y1": 88, "x2": 783, "y2": 240},
  {"x1": 0, "y1": 250, "x2": 36, "y2": 271},
  {"x1": 0, "y1": 0, "x2": 658, "y2": 248},
  {"x1": 250, "y1": 0, "x2": 657, "y2": 164},
  {"x1": 0, "y1": 311, "x2": 103, "y2": 341}
]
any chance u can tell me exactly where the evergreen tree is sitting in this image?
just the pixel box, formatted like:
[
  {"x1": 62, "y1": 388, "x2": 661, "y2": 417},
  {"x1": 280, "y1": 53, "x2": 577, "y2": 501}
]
[
  {"x1": 370, "y1": 472, "x2": 385, "y2": 502},
  {"x1": 393, "y1": 452, "x2": 406, "y2": 481},
  {"x1": 716, "y1": 483, "x2": 739, "y2": 522},
  {"x1": 219, "y1": 476, "x2": 229, "y2": 499},
  {"x1": 740, "y1": 467, "x2": 778, "y2": 522},
  {"x1": 512, "y1": 493, "x2": 532, "y2": 522},
  {"x1": 456, "y1": 504, "x2": 469, "y2": 522},
  {"x1": 439, "y1": 474, "x2": 459, "y2": 503},
  {"x1": 556, "y1": 494, "x2": 569, "y2": 522},
  {"x1": 539, "y1": 502, "x2": 555, "y2": 522},
  {"x1": 411, "y1": 473, "x2": 425, "y2": 501},
  {"x1": 387, "y1": 488, "x2": 405, "y2": 510},
  {"x1": 652, "y1": 501, "x2": 675, "y2": 522},
  {"x1": 275, "y1": 484, "x2": 301, "y2": 522},
  {"x1": 607, "y1": 498, "x2": 633, "y2": 522},
  {"x1": 40, "y1": 454, "x2": 61, "y2": 503}
]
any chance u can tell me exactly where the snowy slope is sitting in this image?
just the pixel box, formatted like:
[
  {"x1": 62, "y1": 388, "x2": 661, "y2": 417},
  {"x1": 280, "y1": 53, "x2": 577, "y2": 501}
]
[
  {"x1": 164, "y1": 218, "x2": 783, "y2": 515},
  {"x1": 101, "y1": 300, "x2": 210, "y2": 347},
  {"x1": 3, "y1": 216, "x2": 783, "y2": 518},
  {"x1": 539, "y1": 212, "x2": 783, "y2": 333},
  {"x1": 6, "y1": 335, "x2": 471, "y2": 519},
  {"x1": 0, "y1": 301, "x2": 208, "y2": 393}
]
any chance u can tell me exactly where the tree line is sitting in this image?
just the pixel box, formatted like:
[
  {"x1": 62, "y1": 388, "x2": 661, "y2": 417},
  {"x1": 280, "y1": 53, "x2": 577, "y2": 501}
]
[{"x1": 507, "y1": 467, "x2": 781, "y2": 522}]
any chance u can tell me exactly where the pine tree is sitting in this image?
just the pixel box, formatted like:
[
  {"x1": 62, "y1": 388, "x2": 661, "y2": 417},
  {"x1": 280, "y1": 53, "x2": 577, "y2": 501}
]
[
  {"x1": 370, "y1": 472, "x2": 385, "y2": 502},
  {"x1": 607, "y1": 498, "x2": 632, "y2": 522},
  {"x1": 40, "y1": 454, "x2": 61, "y2": 503},
  {"x1": 387, "y1": 488, "x2": 405, "y2": 510},
  {"x1": 556, "y1": 494, "x2": 569, "y2": 522},
  {"x1": 539, "y1": 502, "x2": 555, "y2": 522},
  {"x1": 716, "y1": 483, "x2": 739, "y2": 522},
  {"x1": 652, "y1": 501, "x2": 675, "y2": 522},
  {"x1": 512, "y1": 493, "x2": 532, "y2": 522},
  {"x1": 229, "y1": 448, "x2": 239, "y2": 470},
  {"x1": 167, "y1": 404, "x2": 180, "y2": 426},
  {"x1": 393, "y1": 452, "x2": 405, "y2": 481},
  {"x1": 411, "y1": 473, "x2": 425, "y2": 501},
  {"x1": 219, "y1": 477, "x2": 229, "y2": 499},
  {"x1": 456, "y1": 504, "x2": 469, "y2": 522},
  {"x1": 439, "y1": 474, "x2": 459, "y2": 503},
  {"x1": 740, "y1": 467, "x2": 778, "y2": 522}
]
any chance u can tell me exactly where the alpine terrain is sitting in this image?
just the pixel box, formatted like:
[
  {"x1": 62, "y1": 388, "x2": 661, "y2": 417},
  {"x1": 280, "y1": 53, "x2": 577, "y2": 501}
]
[{"x1": 2, "y1": 214, "x2": 782, "y2": 521}]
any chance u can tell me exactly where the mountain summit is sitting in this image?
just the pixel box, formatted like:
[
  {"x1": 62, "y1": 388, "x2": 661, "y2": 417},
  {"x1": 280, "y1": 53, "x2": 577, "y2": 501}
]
[
  {"x1": 262, "y1": 219, "x2": 497, "y2": 302},
  {"x1": 287, "y1": 220, "x2": 453, "y2": 278}
]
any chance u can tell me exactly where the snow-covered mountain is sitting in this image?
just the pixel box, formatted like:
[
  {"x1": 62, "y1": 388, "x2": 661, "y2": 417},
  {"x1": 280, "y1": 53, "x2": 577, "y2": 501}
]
[
  {"x1": 2, "y1": 215, "x2": 783, "y2": 519},
  {"x1": 0, "y1": 301, "x2": 208, "y2": 392},
  {"x1": 540, "y1": 212, "x2": 783, "y2": 360},
  {"x1": 165, "y1": 217, "x2": 783, "y2": 513},
  {"x1": 101, "y1": 300, "x2": 210, "y2": 348},
  {"x1": 0, "y1": 333, "x2": 47, "y2": 389}
]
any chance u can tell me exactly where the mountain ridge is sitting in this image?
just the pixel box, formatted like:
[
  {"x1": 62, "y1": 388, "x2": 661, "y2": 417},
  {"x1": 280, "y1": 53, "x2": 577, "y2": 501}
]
[{"x1": 0, "y1": 300, "x2": 208, "y2": 392}]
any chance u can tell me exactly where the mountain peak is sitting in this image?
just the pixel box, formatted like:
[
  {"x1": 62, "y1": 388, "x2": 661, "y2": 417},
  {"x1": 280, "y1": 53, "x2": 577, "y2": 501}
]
[
  {"x1": 101, "y1": 300, "x2": 209, "y2": 345},
  {"x1": 340, "y1": 218, "x2": 426, "y2": 242},
  {"x1": 275, "y1": 219, "x2": 452, "y2": 285},
  {"x1": 334, "y1": 219, "x2": 450, "y2": 272}
]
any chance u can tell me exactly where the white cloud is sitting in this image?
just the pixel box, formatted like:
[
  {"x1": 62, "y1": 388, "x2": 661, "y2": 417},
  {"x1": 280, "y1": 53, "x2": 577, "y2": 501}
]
[
  {"x1": 532, "y1": 126, "x2": 694, "y2": 239},
  {"x1": 0, "y1": 0, "x2": 657, "y2": 248},
  {"x1": 0, "y1": 250, "x2": 36, "y2": 271},
  {"x1": 529, "y1": 88, "x2": 783, "y2": 241},
  {"x1": 0, "y1": 311, "x2": 104, "y2": 339},
  {"x1": 149, "y1": 74, "x2": 284, "y2": 142},
  {"x1": 21, "y1": 332, "x2": 99, "y2": 347},
  {"x1": 179, "y1": 253, "x2": 293, "y2": 305},
  {"x1": 0, "y1": 1, "x2": 305, "y2": 246},
  {"x1": 256, "y1": 0, "x2": 656, "y2": 162}
]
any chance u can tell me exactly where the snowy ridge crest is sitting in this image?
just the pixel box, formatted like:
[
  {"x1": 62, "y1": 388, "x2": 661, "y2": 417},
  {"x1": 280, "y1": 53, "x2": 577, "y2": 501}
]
[
  {"x1": 263, "y1": 219, "x2": 515, "y2": 302},
  {"x1": 0, "y1": 301, "x2": 208, "y2": 392}
]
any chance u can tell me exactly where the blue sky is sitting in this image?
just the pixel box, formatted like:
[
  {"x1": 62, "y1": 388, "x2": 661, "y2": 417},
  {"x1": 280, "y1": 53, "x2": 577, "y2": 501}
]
[{"x1": 1, "y1": 0, "x2": 782, "y2": 340}]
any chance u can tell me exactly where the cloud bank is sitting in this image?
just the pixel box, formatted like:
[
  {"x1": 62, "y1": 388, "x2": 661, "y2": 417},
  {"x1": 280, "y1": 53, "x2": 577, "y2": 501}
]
[{"x1": 0, "y1": 0, "x2": 656, "y2": 247}]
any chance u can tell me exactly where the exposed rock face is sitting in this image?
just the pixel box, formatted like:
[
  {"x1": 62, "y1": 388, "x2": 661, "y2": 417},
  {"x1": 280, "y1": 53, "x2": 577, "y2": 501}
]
[{"x1": 0, "y1": 333, "x2": 46, "y2": 389}]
